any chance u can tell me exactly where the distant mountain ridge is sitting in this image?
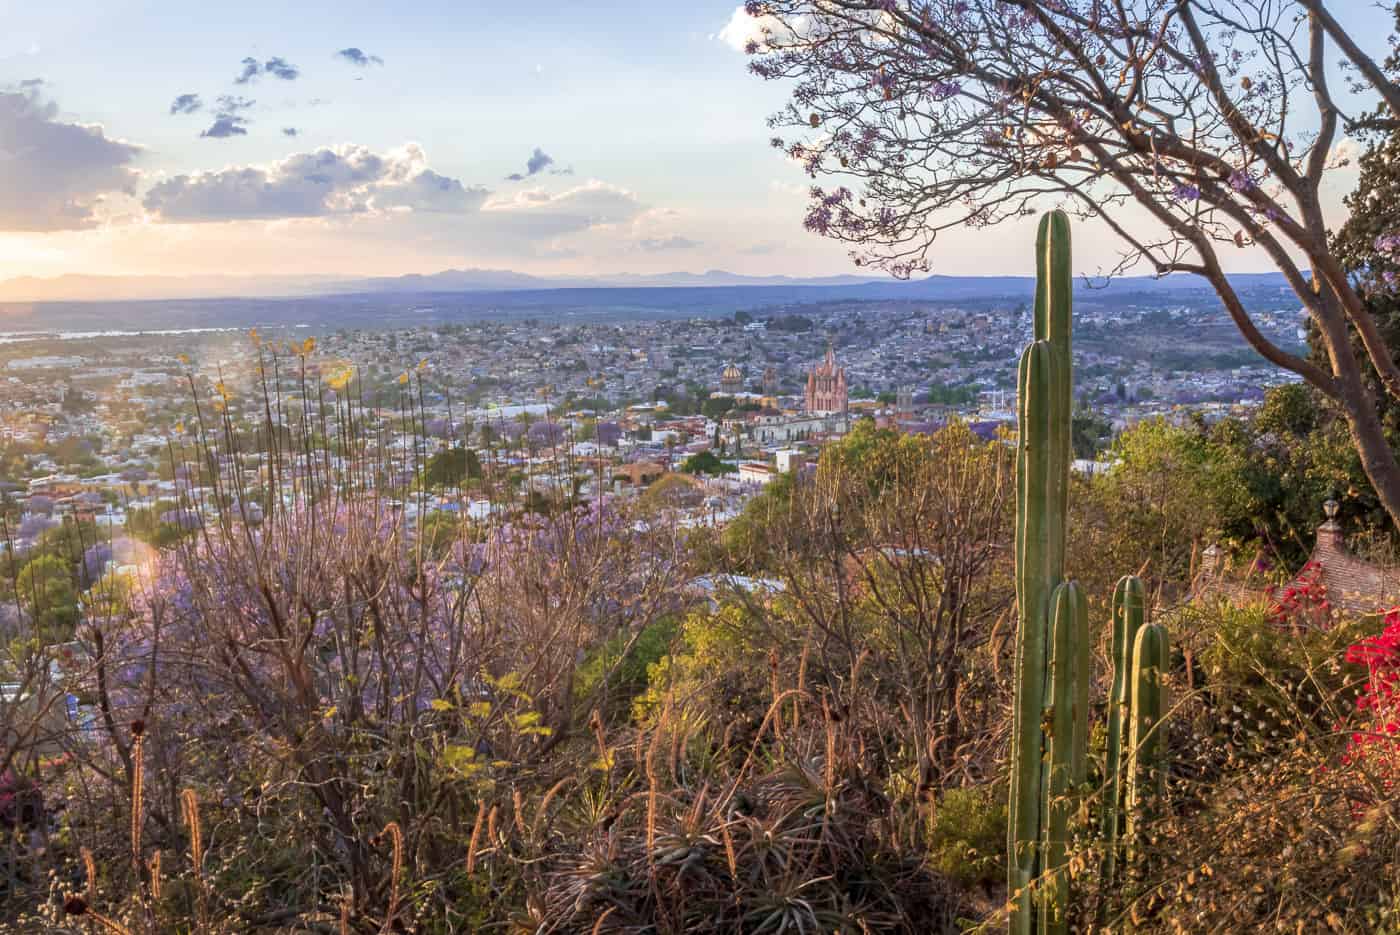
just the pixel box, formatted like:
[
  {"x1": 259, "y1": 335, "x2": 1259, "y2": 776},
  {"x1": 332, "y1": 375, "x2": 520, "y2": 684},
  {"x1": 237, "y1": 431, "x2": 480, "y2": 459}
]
[
  {"x1": 0, "y1": 268, "x2": 890, "y2": 303},
  {"x1": 0, "y1": 266, "x2": 1299, "y2": 305}
]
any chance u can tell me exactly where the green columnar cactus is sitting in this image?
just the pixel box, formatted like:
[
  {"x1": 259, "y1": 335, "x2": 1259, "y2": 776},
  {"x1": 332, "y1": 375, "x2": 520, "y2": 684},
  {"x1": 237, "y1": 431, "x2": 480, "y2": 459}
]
[
  {"x1": 1101, "y1": 575, "x2": 1146, "y2": 881},
  {"x1": 1009, "y1": 211, "x2": 1074, "y2": 935},
  {"x1": 1039, "y1": 580, "x2": 1087, "y2": 935},
  {"x1": 1009, "y1": 213, "x2": 1170, "y2": 933},
  {"x1": 1125, "y1": 622, "x2": 1170, "y2": 863}
]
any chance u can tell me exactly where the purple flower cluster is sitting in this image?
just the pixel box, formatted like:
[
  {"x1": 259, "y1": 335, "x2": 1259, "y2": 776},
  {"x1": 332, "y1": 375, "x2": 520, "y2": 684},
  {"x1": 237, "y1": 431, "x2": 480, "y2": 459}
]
[
  {"x1": 929, "y1": 80, "x2": 960, "y2": 101},
  {"x1": 1375, "y1": 233, "x2": 1400, "y2": 257},
  {"x1": 1172, "y1": 182, "x2": 1201, "y2": 202}
]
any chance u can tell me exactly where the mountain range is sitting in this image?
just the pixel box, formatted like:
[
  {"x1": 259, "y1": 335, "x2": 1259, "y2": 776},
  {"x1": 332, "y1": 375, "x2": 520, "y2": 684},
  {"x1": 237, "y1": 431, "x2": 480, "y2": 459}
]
[
  {"x1": 0, "y1": 268, "x2": 890, "y2": 304},
  {"x1": 0, "y1": 267, "x2": 1303, "y2": 335}
]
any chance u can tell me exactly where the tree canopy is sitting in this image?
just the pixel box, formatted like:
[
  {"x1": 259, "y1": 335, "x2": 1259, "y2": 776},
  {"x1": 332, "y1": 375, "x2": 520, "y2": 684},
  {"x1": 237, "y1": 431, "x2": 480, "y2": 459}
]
[{"x1": 742, "y1": 0, "x2": 1400, "y2": 531}]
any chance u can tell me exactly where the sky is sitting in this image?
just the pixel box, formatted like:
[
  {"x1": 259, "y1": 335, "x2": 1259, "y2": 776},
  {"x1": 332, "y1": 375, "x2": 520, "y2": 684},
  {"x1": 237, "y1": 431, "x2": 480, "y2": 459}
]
[{"x1": 0, "y1": 1, "x2": 1393, "y2": 285}]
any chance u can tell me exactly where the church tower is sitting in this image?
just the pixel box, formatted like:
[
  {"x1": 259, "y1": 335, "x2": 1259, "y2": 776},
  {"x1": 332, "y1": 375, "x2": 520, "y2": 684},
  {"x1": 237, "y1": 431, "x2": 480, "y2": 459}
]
[
  {"x1": 762, "y1": 366, "x2": 778, "y2": 397},
  {"x1": 896, "y1": 386, "x2": 914, "y2": 415},
  {"x1": 804, "y1": 344, "x2": 848, "y2": 414},
  {"x1": 720, "y1": 363, "x2": 743, "y2": 396}
]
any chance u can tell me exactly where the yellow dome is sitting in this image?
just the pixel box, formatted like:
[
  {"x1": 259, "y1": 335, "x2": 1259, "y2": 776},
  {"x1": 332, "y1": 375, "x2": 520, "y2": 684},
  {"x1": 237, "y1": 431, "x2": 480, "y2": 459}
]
[{"x1": 723, "y1": 364, "x2": 742, "y2": 380}]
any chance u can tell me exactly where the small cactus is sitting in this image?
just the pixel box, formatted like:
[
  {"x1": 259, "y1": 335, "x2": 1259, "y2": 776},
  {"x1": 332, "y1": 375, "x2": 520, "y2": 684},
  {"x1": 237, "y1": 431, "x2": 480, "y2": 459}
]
[{"x1": 1125, "y1": 621, "x2": 1170, "y2": 864}]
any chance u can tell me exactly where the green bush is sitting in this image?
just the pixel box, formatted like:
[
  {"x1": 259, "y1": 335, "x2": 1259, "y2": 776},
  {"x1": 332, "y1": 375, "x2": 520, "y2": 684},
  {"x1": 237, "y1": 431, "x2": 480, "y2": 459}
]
[
  {"x1": 926, "y1": 783, "x2": 1007, "y2": 887},
  {"x1": 574, "y1": 615, "x2": 680, "y2": 719}
]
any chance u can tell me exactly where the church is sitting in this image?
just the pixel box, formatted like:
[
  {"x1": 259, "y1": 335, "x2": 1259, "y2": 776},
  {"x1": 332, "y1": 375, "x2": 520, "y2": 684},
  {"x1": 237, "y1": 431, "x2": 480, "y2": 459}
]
[{"x1": 804, "y1": 344, "x2": 848, "y2": 415}]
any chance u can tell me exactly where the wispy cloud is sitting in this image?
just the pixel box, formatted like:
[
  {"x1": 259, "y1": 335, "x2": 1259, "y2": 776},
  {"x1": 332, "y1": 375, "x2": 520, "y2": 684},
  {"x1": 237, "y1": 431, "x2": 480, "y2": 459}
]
[
  {"x1": 169, "y1": 93, "x2": 202, "y2": 115},
  {"x1": 336, "y1": 47, "x2": 384, "y2": 67},
  {"x1": 234, "y1": 56, "x2": 300, "y2": 84},
  {"x1": 639, "y1": 235, "x2": 701, "y2": 251},
  {"x1": 506, "y1": 147, "x2": 556, "y2": 181},
  {"x1": 200, "y1": 95, "x2": 255, "y2": 139}
]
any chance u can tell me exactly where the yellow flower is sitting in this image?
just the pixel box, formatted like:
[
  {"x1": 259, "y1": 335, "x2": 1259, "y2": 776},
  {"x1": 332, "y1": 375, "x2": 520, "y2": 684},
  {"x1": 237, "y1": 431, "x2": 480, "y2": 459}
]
[
  {"x1": 302, "y1": 337, "x2": 317, "y2": 356},
  {"x1": 250, "y1": 327, "x2": 261, "y2": 346},
  {"x1": 399, "y1": 372, "x2": 410, "y2": 385},
  {"x1": 328, "y1": 366, "x2": 354, "y2": 391}
]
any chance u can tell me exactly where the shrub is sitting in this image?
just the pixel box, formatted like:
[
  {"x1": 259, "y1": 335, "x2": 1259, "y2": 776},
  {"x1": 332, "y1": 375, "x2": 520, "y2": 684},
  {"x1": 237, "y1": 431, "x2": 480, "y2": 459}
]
[{"x1": 926, "y1": 783, "x2": 1006, "y2": 888}]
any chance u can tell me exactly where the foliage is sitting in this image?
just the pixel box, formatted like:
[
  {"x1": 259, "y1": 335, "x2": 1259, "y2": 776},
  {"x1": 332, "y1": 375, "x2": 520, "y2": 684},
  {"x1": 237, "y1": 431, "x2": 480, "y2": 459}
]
[
  {"x1": 15, "y1": 554, "x2": 79, "y2": 641},
  {"x1": 423, "y1": 445, "x2": 483, "y2": 489},
  {"x1": 742, "y1": 0, "x2": 1400, "y2": 534},
  {"x1": 679, "y1": 449, "x2": 733, "y2": 476},
  {"x1": 701, "y1": 395, "x2": 735, "y2": 420},
  {"x1": 926, "y1": 784, "x2": 1006, "y2": 888}
]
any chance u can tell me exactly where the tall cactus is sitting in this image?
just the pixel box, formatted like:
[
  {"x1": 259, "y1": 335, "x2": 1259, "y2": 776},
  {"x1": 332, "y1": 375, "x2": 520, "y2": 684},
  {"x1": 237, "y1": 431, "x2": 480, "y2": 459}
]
[
  {"x1": 1009, "y1": 212, "x2": 1170, "y2": 933},
  {"x1": 1009, "y1": 211, "x2": 1077, "y2": 935}
]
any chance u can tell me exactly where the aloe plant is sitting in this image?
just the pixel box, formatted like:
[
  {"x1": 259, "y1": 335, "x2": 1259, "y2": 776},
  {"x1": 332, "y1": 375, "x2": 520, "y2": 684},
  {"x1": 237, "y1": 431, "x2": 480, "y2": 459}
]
[{"x1": 1009, "y1": 212, "x2": 1170, "y2": 934}]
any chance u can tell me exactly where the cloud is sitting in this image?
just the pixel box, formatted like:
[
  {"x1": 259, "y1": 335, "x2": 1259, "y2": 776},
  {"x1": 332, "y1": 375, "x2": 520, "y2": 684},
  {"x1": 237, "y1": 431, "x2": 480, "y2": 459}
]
[
  {"x1": 235, "y1": 56, "x2": 300, "y2": 84},
  {"x1": 143, "y1": 143, "x2": 490, "y2": 221},
  {"x1": 201, "y1": 116, "x2": 247, "y2": 138},
  {"x1": 282, "y1": 127, "x2": 299, "y2": 137},
  {"x1": 169, "y1": 93, "x2": 202, "y2": 115},
  {"x1": 337, "y1": 47, "x2": 384, "y2": 67},
  {"x1": 234, "y1": 57, "x2": 261, "y2": 84},
  {"x1": 264, "y1": 57, "x2": 300, "y2": 80},
  {"x1": 527, "y1": 147, "x2": 553, "y2": 175},
  {"x1": 483, "y1": 180, "x2": 646, "y2": 237},
  {"x1": 717, "y1": 6, "x2": 799, "y2": 52},
  {"x1": 200, "y1": 96, "x2": 254, "y2": 138},
  {"x1": 506, "y1": 147, "x2": 556, "y2": 181},
  {"x1": 0, "y1": 84, "x2": 142, "y2": 231},
  {"x1": 638, "y1": 235, "x2": 700, "y2": 251}
]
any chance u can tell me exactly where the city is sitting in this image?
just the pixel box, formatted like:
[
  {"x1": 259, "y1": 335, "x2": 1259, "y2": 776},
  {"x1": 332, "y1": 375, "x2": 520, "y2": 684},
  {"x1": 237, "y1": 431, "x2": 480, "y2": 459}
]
[{"x1": 0, "y1": 286, "x2": 1306, "y2": 561}]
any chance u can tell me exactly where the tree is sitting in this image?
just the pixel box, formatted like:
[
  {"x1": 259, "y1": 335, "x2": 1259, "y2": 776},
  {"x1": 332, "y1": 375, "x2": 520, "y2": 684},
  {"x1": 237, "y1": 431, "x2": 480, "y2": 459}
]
[
  {"x1": 424, "y1": 447, "x2": 482, "y2": 489},
  {"x1": 1071, "y1": 407, "x2": 1113, "y2": 460},
  {"x1": 743, "y1": 0, "x2": 1400, "y2": 531},
  {"x1": 701, "y1": 395, "x2": 735, "y2": 420},
  {"x1": 16, "y1": 555, "x2": 79, "y2": 640},
  {"x1": 1329, "y1": 105, "x2": 1400, "y2": 437},
  {"x1": 681, "y1": 450, "x2": 735, "y2": 476}
]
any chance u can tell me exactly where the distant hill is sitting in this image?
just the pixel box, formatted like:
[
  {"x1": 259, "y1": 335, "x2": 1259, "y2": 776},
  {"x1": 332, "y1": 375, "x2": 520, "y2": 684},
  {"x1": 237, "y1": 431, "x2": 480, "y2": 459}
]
[
  {"x1": 0, "y1": 270, "x2": 1304, "y2": 336},
  {"x1": 0, "y1": 265, "x2": 1301, "y2": 308},
  {"x1": 0, "y1": 268, "x2": 890, "y2": 304}
]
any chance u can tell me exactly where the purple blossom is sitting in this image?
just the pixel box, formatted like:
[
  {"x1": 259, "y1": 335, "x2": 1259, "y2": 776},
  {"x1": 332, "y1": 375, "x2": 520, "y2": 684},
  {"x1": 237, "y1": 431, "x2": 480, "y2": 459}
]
[
  {"x1": 1172, "y1": 182, "x2": 1201, "y2": 202},
  {"x1": 929, "y1": 80, "x2": 960, "y2": 100},
  {"x1": 595, "y1": 421, "x2": 622, "y2": 447},
  {"x1": 1375, "y1": 233, "x2": 1400, "y2": 256}
]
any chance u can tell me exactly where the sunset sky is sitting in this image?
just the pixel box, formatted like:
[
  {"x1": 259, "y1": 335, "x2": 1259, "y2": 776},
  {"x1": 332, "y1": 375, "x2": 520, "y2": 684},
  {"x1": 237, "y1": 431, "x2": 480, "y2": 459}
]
[{"x1": 0, "y1": 1, "x2": 1391, "y2": 285}]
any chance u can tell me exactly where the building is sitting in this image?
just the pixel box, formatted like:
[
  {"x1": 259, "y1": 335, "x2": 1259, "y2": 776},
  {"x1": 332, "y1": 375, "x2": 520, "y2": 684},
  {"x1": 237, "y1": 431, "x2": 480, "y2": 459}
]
[
  {"x1": 613, "y1": 462, "x2": 666, "y2": 487},
  {"x1": 738, "y1": 462, "x2": 777, "y2": 486},
  {"x1": 1189, "y1": 499, "x2": 1400, "y2": 618},
  {"x1": 762, "y1": 366, "x2": 778, "y2": 397},
  {"x1": 896, "y1": 386, "x2": 914, "y2": 416},
  {"x1": 804, "y1": 345, "x2": 848, "y2": 415},
  {"x1": 775, "y1": 449, "x2": 807, "y2": 474},
  {"x1": 720, "y1": 363, "x2": 744, "y2": 396}
]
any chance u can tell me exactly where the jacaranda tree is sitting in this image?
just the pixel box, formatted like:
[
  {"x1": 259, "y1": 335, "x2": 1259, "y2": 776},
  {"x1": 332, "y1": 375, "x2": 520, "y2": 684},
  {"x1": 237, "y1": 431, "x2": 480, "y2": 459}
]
[{"x1": 739, "y1": 0, "x2": 1400, "y2": 532}]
